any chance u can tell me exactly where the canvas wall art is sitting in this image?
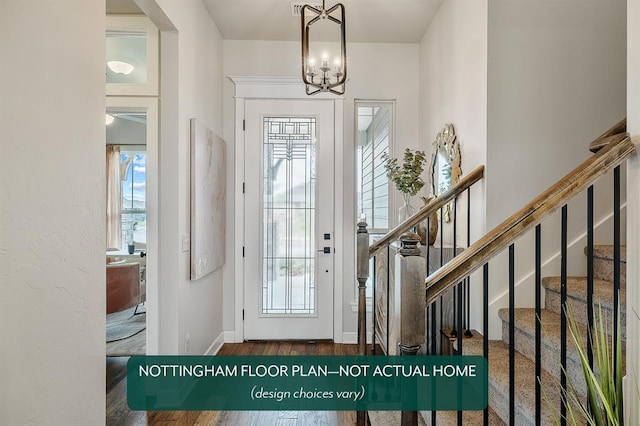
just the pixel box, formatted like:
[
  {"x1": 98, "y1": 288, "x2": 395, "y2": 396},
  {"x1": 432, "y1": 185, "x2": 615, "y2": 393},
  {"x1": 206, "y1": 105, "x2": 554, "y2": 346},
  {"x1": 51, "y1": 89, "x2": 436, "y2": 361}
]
[{"x1": 190, "y1": 118, "x2": 226, "y2": 280}]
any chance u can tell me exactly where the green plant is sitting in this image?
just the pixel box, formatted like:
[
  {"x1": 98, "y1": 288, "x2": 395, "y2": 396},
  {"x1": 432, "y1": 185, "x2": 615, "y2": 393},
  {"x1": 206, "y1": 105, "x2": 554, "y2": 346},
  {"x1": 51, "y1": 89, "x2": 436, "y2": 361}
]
[
  {"x1": 544, "y1": 301, "x2": 624, "y2": 426},
  {"x1": 382, "y1": 148, "x2": 428, "y2": 196}
]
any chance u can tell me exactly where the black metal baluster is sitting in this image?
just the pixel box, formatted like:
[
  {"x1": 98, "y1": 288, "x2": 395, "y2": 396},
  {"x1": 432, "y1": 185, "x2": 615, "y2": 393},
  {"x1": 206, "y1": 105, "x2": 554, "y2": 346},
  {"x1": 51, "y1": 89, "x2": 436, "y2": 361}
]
[
  {"x1": 466, "y1": 188, "x2": 472, "y2": 337},
  {"x1": 431, "y1": 300, "x2": 437, "y2": 353},
  {"x1": 426, "y1": 217, "x2": 431, "y2": 275},
  {"x1": 509, "y1": 244, "x2": 515, "y2": 425},
  {"x1": 561, "y1": 205, "x2": 568, "y2": 426},
  {"x1": 440, "y1": 207, "x2": 444, "y2": 349},
  {"x1": 535, "y1": 224, "x2": 542, "y2": 426},
  {"x1": 483, "y1": 262, "x2": 489, "y2": 426},
  {"x1": 613, "y1": 166, "x2": 620, "y2": 374},
  {"x1": 454, "y1": 197, "x2": 463, "y2": 426},
  {"x1": 453, "y1": 198, "x2": 458, "y2": 338},
  {"x1": 431, "y1": 299, "x2": 437, "y2": 426},
  {"x1": 435, "y1": 203, "x2": 443, "y2": 426},
  {"x1": 386, "y1": 245, "x2": 391, "y2": 355},
  {"x1": 432, "y1": 214, "x2": 440, "y2": 424},
  {"x1": 372, "y1": 254, "x2": 376, "y2": 355},
  {"x1": 587, "y1": 186, "x2": 594, "y2": 370},
  {"x1": 426, "y1": 218, "x2": 431, "y2": 357}
]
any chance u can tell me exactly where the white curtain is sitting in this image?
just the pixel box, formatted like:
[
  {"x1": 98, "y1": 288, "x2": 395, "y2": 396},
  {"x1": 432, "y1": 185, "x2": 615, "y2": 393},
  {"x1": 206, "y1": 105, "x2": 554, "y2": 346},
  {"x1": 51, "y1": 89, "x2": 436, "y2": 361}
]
[{"x1": 106, "y1": 146, "x2": 122, "y2": 249}]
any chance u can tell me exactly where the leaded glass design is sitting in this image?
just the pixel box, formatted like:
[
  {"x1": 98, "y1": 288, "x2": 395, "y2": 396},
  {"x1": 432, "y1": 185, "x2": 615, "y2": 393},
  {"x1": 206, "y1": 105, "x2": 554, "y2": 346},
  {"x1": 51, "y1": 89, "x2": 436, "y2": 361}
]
[{"x1": 262, "y1": 117, "x2": 317, "y2": 315}]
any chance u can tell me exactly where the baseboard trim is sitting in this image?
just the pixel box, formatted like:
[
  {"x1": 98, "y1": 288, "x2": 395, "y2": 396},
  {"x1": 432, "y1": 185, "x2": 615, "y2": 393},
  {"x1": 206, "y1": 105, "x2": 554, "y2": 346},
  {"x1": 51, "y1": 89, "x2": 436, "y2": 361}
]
[
  {"x1": 224, "y1": 330, "x2": 242, "y2": 343},
  {"x1": 205, "y1": 332, "x2": 225, "y2": 355}
]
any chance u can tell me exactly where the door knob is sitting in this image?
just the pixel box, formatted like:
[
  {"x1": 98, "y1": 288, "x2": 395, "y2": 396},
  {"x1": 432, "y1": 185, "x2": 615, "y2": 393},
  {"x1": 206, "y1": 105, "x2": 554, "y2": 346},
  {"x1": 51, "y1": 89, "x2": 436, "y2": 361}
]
[{"x1": 317, "y1": 247, "x2": 331, "y2": 254}]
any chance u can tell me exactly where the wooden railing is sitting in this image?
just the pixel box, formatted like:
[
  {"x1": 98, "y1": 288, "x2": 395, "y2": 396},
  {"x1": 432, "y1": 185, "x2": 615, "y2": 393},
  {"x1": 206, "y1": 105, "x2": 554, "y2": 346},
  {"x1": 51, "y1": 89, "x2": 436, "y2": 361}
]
[
  {"x1": 357, "y1": 164, "x2": 486, "y2": 354},
  {"x1": 424, "y1": 132, "x2": 634, "y2": 306},
  {"x1": 589, "y1": 117, "x2": 626, "y2": 152},
  {"x1": 422, "y1": 121, "x2": 633, "y2": 425},
  {"x1": 368, "y1": 165, "x2": 485, "y2": 258},
  {"x1": 355, "y1": 164, "x2": 485, "y2": 426},
  {"x1": 356, "y1": 119, "x2": 634, "y2": 425}
]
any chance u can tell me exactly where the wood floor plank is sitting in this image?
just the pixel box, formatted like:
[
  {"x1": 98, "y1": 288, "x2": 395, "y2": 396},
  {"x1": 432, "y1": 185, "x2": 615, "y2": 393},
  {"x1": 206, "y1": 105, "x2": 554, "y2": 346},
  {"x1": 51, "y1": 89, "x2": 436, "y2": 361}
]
[{"x1": 277, "y1": 341, "x2": 293, "y2": 355}]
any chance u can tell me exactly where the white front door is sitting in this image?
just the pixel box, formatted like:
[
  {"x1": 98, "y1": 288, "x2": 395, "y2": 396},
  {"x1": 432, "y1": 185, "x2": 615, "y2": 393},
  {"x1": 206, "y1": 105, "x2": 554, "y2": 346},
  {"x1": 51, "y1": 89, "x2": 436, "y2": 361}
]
[{"x1": 244, "y1": 99, "x2": 335, "y2": 340}]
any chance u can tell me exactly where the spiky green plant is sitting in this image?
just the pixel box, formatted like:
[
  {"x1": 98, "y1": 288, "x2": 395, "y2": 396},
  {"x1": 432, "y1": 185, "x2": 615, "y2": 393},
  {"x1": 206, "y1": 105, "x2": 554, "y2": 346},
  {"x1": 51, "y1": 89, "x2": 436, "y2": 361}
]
[
  {"x1": 546, "y1": 300, "x2": 624, "y2": 426},
  {"x1": 382, "y1": 148, "x2": 428, "y2": 196}
]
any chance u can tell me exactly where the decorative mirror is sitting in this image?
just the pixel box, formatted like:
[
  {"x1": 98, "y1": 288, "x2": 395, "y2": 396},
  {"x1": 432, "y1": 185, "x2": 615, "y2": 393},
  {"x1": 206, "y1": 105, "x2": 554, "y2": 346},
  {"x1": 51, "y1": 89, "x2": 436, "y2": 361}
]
[{"x1": 430, "y1": 123, "x2": 462, "y2": 222}]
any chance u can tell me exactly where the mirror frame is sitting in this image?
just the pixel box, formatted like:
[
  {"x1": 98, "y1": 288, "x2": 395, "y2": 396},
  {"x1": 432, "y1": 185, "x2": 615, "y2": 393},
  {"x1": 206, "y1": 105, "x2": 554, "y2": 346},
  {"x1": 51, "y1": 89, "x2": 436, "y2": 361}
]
[{"x1": 429, "y1": 123, "x2": 462, "y2": 222}]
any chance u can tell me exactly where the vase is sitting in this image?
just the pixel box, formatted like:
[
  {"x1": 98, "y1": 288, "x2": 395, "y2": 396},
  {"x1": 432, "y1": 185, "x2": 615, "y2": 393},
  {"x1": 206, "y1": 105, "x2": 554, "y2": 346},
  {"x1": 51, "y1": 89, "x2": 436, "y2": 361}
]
[
  {"x1": 418, "y1": 196, "x2": 439, "y2": 246},
  {"x1": 398, "y1": 193, "x2": 415, "y2": 225}
]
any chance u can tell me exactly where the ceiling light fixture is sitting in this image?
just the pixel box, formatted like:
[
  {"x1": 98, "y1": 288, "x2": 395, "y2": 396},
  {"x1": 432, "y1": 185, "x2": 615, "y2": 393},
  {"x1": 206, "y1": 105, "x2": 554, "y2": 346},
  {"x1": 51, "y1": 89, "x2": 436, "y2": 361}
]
[
  {"x1": 107, "y1": 60, "x2": 135, "y2": 75},
  {"x1": 301, "y1": 1, "x2": 346, "y2": 95},
  {"x1": 105, "y1": 114, "x2": 115, "y2": 125}
]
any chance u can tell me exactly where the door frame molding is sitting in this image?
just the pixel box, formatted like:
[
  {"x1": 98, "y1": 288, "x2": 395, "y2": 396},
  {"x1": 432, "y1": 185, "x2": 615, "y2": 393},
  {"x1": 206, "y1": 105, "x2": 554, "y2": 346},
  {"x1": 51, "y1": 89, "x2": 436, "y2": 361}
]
[
  {"x1": 230, "y1": 76, "x2": 345, "y2": 343},
  {"x1": 106, "y1": 97, "x2": 158, "y2": 353}
]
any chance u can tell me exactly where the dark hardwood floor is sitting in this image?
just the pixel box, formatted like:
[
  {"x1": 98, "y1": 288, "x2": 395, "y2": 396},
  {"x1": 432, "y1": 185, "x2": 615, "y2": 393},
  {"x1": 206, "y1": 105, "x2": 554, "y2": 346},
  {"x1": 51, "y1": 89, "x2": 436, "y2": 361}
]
[{"x1": 106, "y1": 341, "x2": 359, "y2": 425}]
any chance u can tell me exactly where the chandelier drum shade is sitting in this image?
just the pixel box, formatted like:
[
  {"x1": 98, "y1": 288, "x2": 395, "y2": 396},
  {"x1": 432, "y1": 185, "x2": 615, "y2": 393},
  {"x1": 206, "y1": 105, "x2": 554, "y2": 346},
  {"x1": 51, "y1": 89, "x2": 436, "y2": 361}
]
[{"x1": 301, "y1": 1, "x2": 347, "y2": 95}]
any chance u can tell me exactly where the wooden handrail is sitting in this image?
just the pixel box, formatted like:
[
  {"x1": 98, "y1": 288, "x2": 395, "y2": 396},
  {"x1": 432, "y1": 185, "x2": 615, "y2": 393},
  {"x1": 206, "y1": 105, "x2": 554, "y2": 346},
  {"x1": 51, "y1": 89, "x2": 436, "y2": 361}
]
[
  {"x1": 425, "y1": 134, "x2": 635, "y2": 306},
  {"x1": 368, "y1": 165, "x2": 485, "y2": 257},
  {"x1": 589, "y1": 117, "x2": 626, "y2": 153}
]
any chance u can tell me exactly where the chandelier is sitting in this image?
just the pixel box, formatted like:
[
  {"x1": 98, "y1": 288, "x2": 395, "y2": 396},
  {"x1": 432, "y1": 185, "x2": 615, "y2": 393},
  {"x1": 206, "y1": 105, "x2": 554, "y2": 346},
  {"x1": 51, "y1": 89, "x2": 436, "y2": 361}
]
[{"x1": 300, "y1": 1, "x2": 347, "y2": 95}]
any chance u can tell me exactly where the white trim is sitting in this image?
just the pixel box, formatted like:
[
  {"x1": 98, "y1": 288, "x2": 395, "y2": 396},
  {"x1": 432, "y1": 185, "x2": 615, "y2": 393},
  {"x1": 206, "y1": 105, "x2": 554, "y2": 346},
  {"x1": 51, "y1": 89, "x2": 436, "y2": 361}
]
[
  {"x1": 234, "y1": 97, "x2": 246, "y2": 342},
  {"x1": 205, "y1": 332, "x2": 226, "y2": 355},
  {"x1": 231, "y1": 76, "x2": 344, "y2": 342},
  {"x1": 223, "y1": 330, "x2": 239, "y2": 343},
  {"x1": 106, "y1": 16, "x2": 159, "y2": 96},
  {"x1": 333, "y1": 99, "x2": 345, "y2": 343},
  {"x1": 106, "y1": 97, "x2": 158, "y2": 355},
  {"x1": 228, "y1": 76, "x2": 344, "y2": 100},
  {"x1": 342, "y1": 332, "x2": 373, "y2": 345}
]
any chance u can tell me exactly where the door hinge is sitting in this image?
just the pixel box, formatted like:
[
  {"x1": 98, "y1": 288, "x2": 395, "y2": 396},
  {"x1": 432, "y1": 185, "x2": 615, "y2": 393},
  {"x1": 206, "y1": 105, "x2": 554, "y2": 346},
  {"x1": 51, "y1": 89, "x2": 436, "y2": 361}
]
[
  {"x1": 243, "y1": 119, "x2": 246, "y2": 131},
  {"x1": 242, "y1": 246, "x2": 245, "y2": 257},
  {"x1": 242, "y1": 309, "x2": 245, "y2": 320},
  {"x1": 242, "y1": 182, "x2": 245, "y2": 193}
]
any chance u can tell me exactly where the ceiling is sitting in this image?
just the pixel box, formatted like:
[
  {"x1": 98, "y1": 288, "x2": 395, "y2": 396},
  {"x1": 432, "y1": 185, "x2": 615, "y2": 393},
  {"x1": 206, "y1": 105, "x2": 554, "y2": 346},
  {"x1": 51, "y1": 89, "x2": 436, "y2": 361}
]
[{"x1": 107, "y1": 0, "x2": 443, "y2": 43}]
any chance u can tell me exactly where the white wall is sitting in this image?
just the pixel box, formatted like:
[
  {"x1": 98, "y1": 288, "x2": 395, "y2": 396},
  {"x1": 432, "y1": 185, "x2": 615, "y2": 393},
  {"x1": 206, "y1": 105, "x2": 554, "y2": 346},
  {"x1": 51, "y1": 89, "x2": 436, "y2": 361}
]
[
  {"x1": 222, "y1": 40, "x2": 420, "y2": 338},
  {"x1": 485, "y1": 0, "x2": 627, "y2": 337},
  {"x1": 625, "y1": 0, "x2": 640, "y2": 423},
  {"x1": 419, "y1": 0, "x2": 488, "y2": 212},
  {"x1": 487, "y1": 0, "x2": 626, "y2": 228},
  {"x1": 418, "y1": 0, "x2": 488, "y2": 332},
  {"x1": 0, "y1": 2, "x2": 105, "y2": 424},
  {"x1": 149, "y1": 0, "x2": 225, "y2": 355}
]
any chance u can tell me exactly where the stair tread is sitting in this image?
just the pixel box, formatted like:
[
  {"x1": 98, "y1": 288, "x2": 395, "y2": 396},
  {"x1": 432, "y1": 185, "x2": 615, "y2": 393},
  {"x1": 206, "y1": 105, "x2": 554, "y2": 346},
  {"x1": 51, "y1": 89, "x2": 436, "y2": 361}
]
[
  {"x1": 463, "y1": 339, "x2": 575, "y2": 425},
  {"x1": 368, "y1": 411, "x2": 427, "y2": 426},
  {"x1": 499, "y1": 308, "x2": 588, "y2": 354},
  {"x1": 542, "y1": 276, "x2": 626, "y2": 311},
  {"x1": 589, "y1": 245, "x2": 627, "y2": 263},
  {"x1": 420, "y1": 406, "x2": 506, "y2": 425}
]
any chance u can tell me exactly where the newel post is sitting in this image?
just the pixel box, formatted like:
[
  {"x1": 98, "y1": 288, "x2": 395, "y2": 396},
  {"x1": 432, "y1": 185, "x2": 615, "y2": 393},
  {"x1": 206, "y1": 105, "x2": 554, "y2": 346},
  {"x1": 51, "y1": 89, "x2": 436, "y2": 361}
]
[
  {"x1": 356, "y1": 217, "x2": 369, "y2": 426},
  {"x1": 396, "y1": 232, "x2": 426, "y2": 426},
  {"x1": 356, "y1": 217, "x2": 370, "y2": 356}
]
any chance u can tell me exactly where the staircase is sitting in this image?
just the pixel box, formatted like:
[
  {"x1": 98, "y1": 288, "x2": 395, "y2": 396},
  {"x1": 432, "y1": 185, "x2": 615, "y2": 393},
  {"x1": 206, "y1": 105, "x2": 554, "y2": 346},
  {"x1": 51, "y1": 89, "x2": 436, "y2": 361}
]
[
  {"x1": 472, "y1": 246, "x2": 625, "y2": 425},
  {"x1": 358, "y1": 121, "x2": 633, "y2": 426}
]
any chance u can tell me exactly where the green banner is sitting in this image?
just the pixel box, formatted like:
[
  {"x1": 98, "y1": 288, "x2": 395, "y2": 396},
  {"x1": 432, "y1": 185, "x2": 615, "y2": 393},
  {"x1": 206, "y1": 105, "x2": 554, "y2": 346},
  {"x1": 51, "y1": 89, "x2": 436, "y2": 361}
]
[{"x1": 127, "y1": 355, "x2": 487, "y2": 411}]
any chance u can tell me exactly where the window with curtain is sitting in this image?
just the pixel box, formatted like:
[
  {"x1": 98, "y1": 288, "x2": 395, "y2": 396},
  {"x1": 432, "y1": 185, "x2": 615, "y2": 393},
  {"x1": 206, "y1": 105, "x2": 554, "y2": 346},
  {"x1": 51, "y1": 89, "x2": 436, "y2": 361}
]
[
  {"x1": 120, "y1": 149, "x2": 146, "y2": 247},
  {"x1": 106, "y1": 146, "x2": 146, "y2": 250}
]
